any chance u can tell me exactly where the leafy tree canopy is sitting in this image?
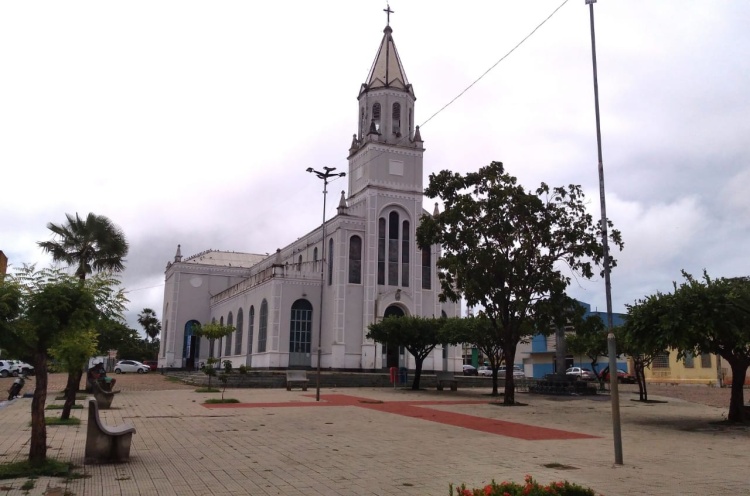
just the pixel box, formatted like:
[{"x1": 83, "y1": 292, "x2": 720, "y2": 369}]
[{"x1": 416, "y1": 162, "x2": 623, "y2": 403}]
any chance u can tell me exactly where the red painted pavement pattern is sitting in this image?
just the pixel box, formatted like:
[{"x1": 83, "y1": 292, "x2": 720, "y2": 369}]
[{"x1": 204, "y1": 394, "x2": 598, "y2": 441}]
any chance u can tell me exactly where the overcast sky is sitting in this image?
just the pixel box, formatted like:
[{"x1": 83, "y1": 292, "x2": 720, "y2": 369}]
[{"x1": 2, "y1": 1, "x2": 748, "y2": 336}]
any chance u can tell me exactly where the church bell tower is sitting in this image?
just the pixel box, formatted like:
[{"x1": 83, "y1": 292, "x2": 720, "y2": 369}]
[{"x1": 347, "y1": 13, "x2": 424, "y2": 201}]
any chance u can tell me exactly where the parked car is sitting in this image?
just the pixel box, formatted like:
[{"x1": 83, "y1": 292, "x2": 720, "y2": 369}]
[
  {"x1": 143, "y1": 360, "x2": 158, "y2": 371},
  {"x1": 0, "y1": 360, "x2": 19, "y2": 378},
  {"x1": 498, "y1": 365, "x2": 526, "y2": 379},
  {"x1": 598, "y1": 366, "x2": 636, "y2": 384},
  {"x1": 114, "y1": 360, "x2": 151, "y2": 374},
  {"x1": 565, "y1": 366, "x2": 596, "y2": 380},
  {"x1": 12, "y1": 360, "x2": 34, "y2": 376},
  {"x1": 462, "y1": 364, "x2": 478, "y2": 376},
  {"x1": 477, "y1": 366, "x2": 492, "y2": 377}
]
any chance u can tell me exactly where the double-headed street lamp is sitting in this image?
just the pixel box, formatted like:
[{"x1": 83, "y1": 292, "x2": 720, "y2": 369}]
[{"x1": 306, "y1": 166, "x2": 346, "y2": 401}]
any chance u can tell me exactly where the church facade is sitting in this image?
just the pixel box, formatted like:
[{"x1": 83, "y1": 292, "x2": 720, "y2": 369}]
[{"x1": 158, "y1": 21, "x2": 462, "y2": 373}]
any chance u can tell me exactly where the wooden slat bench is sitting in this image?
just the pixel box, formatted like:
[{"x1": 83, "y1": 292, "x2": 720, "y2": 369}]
[
  {"x1": 436, "y1": 371, "x2": 458, "y2": 391},
  {"x1": 286, "y1": 370, "x2": 309, "y2": 391},
  {"x1": 84, "y1": 399, "x2": 136, "y2": 464},
  {"x1": 92, "y1": 379, "x2": 120, "y2": 409}
]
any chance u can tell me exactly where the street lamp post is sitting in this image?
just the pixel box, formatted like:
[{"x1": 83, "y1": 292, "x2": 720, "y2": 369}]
[
  {"x1": 585, "y1": 0, "x2": 623, "y2": 465},
  {"x1": 307, "y1": 166, "x2": 346, "y2": 402}
]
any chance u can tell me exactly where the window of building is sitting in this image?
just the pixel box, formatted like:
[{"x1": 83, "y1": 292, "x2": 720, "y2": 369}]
[
  {"x1": 377, "y1": 218, "x2": 386, "y2": 285},
  {"x1": 421, "y1": 247, "x2": 432, "y2": 290},
  {"x1": 328, "y1": 238, "x2": 334, "y2": 285},
  {"x1": 225, "y1": 312, "x2": 233, "y2": 356},
  {"x1": 297, "y1": 255, "x2": 302, "y2": 271},
  {"x1": 392, "y1": 102, "x2": 401, "y2": 136},
  {"x1": 289, "y1": 299, "x2": 313, "y2": 354},
  {"x1": 652, "y1": 352, "x2": 670, "y2": 368},
  {"x1": 248, "y1": 306, "x2": 255, "y2": 355},
  {"x1": 313, "y1": 247, "x2": 318, "y2": 271},
  {"x1": 359, "y1": 107, "x2": 365, "y2": 139},
  {"x1": 349, "y1": 235, "x2": 362, "y2": 284},
  {"x1": 218, "y1": 316, "x2": 224, "y2": 357},
  {"x1": 683, "y1": 351, "x2": 694, "y2": 368},
  {"x1": 388, "y1": 211, "x2": 399, "y2": 286},
  {"x1": 700, "y1": 353, "x2": 712, "y2": 368},
  {"x1": 408, "y1": 108, "x2": 413, "y2": 139},
  {"x1": 401, "y1": 221, "x2": 409, "y2": 287},
  {"x1": 258, "y1": 300, "x2": 268, "y2": 353},
  {"x1": 235, "y1": 308, "x2": 243, "y2": 355},
  {"x1": 372, "y1": 103, "x2": 381, "y2": 133}
]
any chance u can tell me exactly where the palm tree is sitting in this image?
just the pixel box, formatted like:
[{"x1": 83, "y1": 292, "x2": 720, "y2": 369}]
[
  {"x1": 38, "y1": 212, "x2": 129, "y2": 281},
  {"x1": 138, "y1": 308, "x2": 162, "y2": 342},
  {"x1": 37, "y1": 212, "x2": 129, "y2": 419}
]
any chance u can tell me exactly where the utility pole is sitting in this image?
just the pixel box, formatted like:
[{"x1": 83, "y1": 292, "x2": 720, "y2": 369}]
[{"x1": 585, "y1": 0, "x2": 623, "y2": 464}]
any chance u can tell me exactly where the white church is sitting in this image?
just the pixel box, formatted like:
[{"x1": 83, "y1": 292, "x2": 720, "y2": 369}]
[{"x1": 158, "y1": 19, "x2": 462, "y2": 373}]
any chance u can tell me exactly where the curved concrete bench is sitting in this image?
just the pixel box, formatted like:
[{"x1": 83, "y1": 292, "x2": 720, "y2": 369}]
[
  {"x1": 286, "y1": 370, "x2": 309, "y2": 391},
  {"x1": 84, "y1": 399, "x2": 136, "y2": 464},
  {"x1": 92, "y1": 380, "x2": 120, "y2": 409},
  {"x1": 436, "y1": 371, "x2": 458, "y2": 391}
]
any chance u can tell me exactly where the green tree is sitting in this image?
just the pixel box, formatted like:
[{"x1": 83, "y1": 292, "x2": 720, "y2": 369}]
[
  {"x1": 616, "y1": 324, "x2": 663, "y2": 402},
  {"x1": 37, "y1": 213, "x2": 129, "y2": 412},
  {"x1": 416, "y1": 162, "x2": 622, "y2": 404},
  {"x1": 367, "y1": 316, "x2": 450, "y2": 390},
  {"x1": 442, "y1": 316, "x2": 505, "y2": 395},
  {"x1": 626, "y1": 272, "x2": 750, "y2": 422},
  {"x1": 37, "y1": 212, "x2": 129, "y2": 281},
  {"x1": 49, "y1": 328, "x2": 98, "y2": 419},
  {"x1": 565, "y1": 315, "x2": 607, "y2": 389},
  {"x1": 193, "y1": 322, "x2": 235, "y2": 388},
  {"x1": 2, "y1": 268, "x2": 99, "y2": 465},
  {"x1": 137, "y1": 308, "x2": 162, "y2": 342}
]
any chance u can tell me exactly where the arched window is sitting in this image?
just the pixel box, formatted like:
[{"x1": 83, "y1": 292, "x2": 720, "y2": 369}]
[
  {"x1": 377, "y1": 218, "x2": 386, "y2": 285},
  {"x1": 327, "y1": 238, "x2": 334, "y2": 285},
  {"x1": 248, "y1": 306, "x2": 255, "y2": 355},
  {"x1": 297, "y1": 255, "x2": 302, "y2": 271},
  {"x1": 388, "y1": 211, "x2": 399, "y2": 286},
  {"x1": 408, "y1": 108, "x2": 413, "y2": 139},
  {"x1": 289, "y1": 299, "x2": 313, "y2": 354},
  {"x1": 235, "y1": 308, "x2": 244, "y2": 355},
  {"x1": 401, "y1": 220, "x2": 410, "y2": 287},
  {"x1": 218, "y1": 316, "x2": 224, "y2": 357},
  {"x1": 258, "y1": 300, "x2": 268, "y2": 353},
  {"x1": 422, "y1": 246, "x2": 432, "y2": 290},
  {"x1": 392, "y1": 102, "x2": 401, "y2": 136},
  {"x1": 372, "y1": 102, "x2": 381, "y2": 133},
  {"x1": 360, "y1": 107, "x2": 365, "y2": 139},
  {"x1": 349, "y1": 235, "x2": 362, "y2": 284},
  {"x1": 313, "y1": 247, "x2": 318, "y2": 271},
  {"x1": 225, "y1": 312, "x2": 233, "y2": 356}
]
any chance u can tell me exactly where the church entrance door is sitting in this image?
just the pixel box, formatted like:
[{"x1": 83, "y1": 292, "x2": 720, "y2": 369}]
[
  {"x1": 382, "y1": 305, "x2": 405, "y2": 368},
  {"x1": 289, "y1": 299, "x2": 313, "y2": 368}
]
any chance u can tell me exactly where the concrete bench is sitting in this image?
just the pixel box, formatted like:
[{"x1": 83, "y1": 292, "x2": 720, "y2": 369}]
[
  {"x1": 92, "y1": 379, "x2": 120, "y2": 409},
  {"x1": 84, "y1": 399, "x2": 136, "y2": 464},
  {"x1": 286, "y1": 370, "x2": 309, "y2": 391},
  {"x1": 436, "y1": 371, "x2": 458, "y2": 391}
]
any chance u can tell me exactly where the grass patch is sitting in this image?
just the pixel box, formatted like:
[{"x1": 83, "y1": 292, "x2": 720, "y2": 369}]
[
  {"x1": 194, "y1": 387, "x2": 220, "y2": 393},
  {"x1": 204, "y1": 398, "x2": 240, "y2": 404},
  {"x1": 0, "y1": 458, "x2": 76, "y2": 480},
  {"x1": 54, "y1": 394, "x2": 87, "y2": 401},
  {"x1": 20, "y1": 480, "x2": 35, "y2": 490},
  {"x1": 165, "y1": 376, "x2": 182, "y2": 383},
  {"x1": 44, "y1": 417, "x2": 81, "y2": 426},
  {"x1": 45, "y1": 404, "x2": 83, "y2": 410}
]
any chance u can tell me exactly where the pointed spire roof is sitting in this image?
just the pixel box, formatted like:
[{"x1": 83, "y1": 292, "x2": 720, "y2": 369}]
[{"x1": 360, "y1": 25, "x2": 414, "y2": 98}]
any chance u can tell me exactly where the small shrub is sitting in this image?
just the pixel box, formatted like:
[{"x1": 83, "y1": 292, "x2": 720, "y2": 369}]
[
  {"x1": 204, "y1": 398, "x2": 240, "y2": 404},
  {"x1": 238, "y1": 365, "x2": 248, "y2": 374},
  {"x1": 223, "y1": 360, "x2": 232, "y2": 373},
  {"x1": 450, "y1": 475, "x2": 598, "y2": 496}
]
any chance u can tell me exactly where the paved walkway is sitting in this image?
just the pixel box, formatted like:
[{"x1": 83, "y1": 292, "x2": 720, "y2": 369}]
[{"x1": 0, "y1": 375, "x2": 748, "y2": 495}]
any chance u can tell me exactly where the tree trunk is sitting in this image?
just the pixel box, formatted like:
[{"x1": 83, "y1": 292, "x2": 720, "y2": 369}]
[
  {"x1": 61, "y1": 369, "x2": 84, "y2": 420},
  {"x1": 29, "y1": 352, "x2": 49, "y2": 466},
  {"x1": 726, "y1": 357, "x2": 748, "y2": 423},
  {"x1": 411, "y1": 358, "x2": 424, "y2": 390},
  {"x1": 502, "y1": 342, "x2": 518, "y2": 405}
]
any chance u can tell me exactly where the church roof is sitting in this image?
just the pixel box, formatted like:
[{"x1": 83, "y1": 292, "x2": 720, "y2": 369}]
[
  {"x1": 182, "y1": 249, "x2": 265, "y2": 268},
  {"x1": 360, "y1": 25, "x2": 414, "y2": 98}
]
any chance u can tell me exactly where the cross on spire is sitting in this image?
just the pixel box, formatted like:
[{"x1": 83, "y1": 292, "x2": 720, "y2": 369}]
[{"x1": 383, "y1": 4, "x2": 394, "y2": 26}]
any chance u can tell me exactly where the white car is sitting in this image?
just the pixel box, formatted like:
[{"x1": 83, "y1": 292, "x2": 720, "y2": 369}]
[
  {"x1": 0, "y1": 360, "x2": 19, "y2": 378},
  {"x1": 478, "y1": 366, "x2": 492, "y2": 377},
  {"x1": 498, "y1": 365, "x2": 526, "y2": 379},
  {"x1": 114, "y1": 360, "x2": 150, "y2": 374},
  {"x1": 565, "y1": 366, "x2": 595, "y2": 380}
]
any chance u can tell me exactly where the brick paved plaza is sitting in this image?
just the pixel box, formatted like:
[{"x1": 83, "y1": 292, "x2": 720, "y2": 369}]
[{"x1": 0, "y1": 374, "x2": 748, "y2": 495}]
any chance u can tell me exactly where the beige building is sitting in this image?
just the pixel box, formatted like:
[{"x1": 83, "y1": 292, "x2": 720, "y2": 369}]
[{"x1": 642, "y1": 349, "x2": 723, "y2": 386}]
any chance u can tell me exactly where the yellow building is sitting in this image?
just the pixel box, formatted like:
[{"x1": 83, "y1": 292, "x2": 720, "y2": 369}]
[{"x1": 643, "y1": 349, "x2": 722, "y2": 386}]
